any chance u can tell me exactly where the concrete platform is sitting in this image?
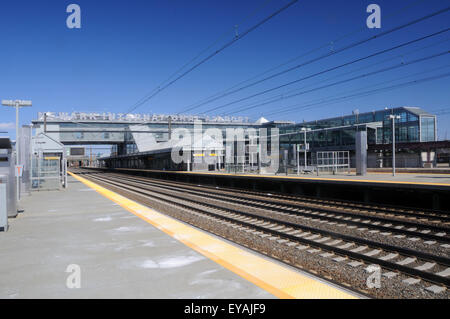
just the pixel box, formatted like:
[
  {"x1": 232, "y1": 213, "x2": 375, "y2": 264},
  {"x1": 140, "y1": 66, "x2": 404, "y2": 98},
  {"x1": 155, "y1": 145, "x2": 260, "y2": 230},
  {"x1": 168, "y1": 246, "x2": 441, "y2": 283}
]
[
  {"x1": 277, "y1": 172, "x2": 450, "y2": 186},
  {"x1": 172, "y1": 171, "x2": 450, "y2": 187},
  {"x1": 0, "y1": 176, "x2": 274, "y2": 299},
  {"x1": 1, "y1": 175, "x2": 356, "y2": 299}
]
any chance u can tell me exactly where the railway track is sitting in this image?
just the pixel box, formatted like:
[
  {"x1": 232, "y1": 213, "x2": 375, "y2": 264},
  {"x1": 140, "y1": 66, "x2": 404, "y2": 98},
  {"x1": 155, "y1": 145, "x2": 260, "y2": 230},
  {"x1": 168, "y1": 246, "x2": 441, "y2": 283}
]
[
  {"x1": 111, "y1": 167, "x2": 450, "y2": 222},
  {"x1": 77, "y1": 170, "x2": 450, "y2": 298},
  {"x1": 98, "y1": 172, "x2": 450, "y2": 244}
]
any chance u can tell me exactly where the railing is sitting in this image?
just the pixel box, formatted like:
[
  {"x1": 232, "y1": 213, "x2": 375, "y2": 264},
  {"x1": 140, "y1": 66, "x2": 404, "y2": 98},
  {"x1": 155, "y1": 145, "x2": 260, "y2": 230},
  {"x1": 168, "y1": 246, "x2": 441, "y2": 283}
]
[{"x1": 316, "y1": 151, "x2": 351, "y2": 174}]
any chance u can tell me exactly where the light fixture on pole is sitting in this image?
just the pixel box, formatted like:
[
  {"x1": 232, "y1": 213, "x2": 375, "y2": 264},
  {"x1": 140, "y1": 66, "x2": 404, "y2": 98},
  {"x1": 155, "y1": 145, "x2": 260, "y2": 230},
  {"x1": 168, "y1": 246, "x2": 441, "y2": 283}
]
[
  {"x1": 300, "y1": 127, "x2": 311, "y2": 171},
  {"x1": 2, "y1": 99, "x2": 32, "y2": 201},
  {"x1": 389, "y1": 114, "x2": 400, "y2": 176}
]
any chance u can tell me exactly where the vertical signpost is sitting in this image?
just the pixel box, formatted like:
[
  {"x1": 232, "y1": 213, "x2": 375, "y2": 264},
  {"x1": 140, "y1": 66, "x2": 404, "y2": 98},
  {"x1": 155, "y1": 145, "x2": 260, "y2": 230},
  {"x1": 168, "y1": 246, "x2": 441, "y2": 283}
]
[
  {"x1": 257, "y1": 143, "x2": 261, "y2": 174},
  {"x1": 389, "y1": 114, "x2": 401, "y2": 176},
  {"x1": 2, "y1": 99, "x2": 32, "y2": 201},
  {"x1": 284, "y1": 149, "x2": 288, "y2": 176},
  {"x1": 300, "y1": 127, "x2": 311, "y2": 172}
]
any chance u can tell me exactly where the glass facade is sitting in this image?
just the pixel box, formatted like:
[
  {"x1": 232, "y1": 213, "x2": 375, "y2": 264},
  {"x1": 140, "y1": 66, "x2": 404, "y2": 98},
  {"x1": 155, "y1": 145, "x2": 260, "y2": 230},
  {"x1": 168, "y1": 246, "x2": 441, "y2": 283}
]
[
  {"x1": 420, "y1": 117, "x2": 436, "y2": 142},
  {"x1": 278, "y1": 107, "x2": 436, "y2": 150}
]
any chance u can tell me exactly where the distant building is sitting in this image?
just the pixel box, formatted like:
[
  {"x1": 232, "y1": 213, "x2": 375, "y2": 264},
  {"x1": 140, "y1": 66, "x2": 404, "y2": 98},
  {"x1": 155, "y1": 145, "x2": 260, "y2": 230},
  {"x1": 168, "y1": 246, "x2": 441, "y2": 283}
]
[
  {"x1": 279, "y1": 106, "x2": 436, "y2": 149},
  {"x1": 31, "y1": 107, "x2": 447, "y2": 170},
  {"x1": 278, "y1": 107, "x2": 441, "y2": 168}
]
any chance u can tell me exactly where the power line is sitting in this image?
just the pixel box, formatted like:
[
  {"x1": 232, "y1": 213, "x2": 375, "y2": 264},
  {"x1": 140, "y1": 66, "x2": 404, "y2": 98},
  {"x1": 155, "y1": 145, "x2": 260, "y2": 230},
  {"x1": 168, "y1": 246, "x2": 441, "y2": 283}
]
[
  {"x1": 178, "y1": 0, "x2": 428, "y2": 114},
  {"x1": 125, "y1": 0, "x2": 300, "y2": 115},
  {"x1": 224, "y1": 50, "x2": 449, "y2": 116},
  {"x1": 182, "y1": 5, "x2": 450, "y2": 114},
  {"x1": 206, "y1": 27, "x2": 450, "y2": 115},
  {"x1": 267, "y1": 70, "x2": 450, "y2": 118},
  {"x1": 126, "y1": 0, "x2": 274, "y2": 112},
  {"x1": 261, "y1": 64, "x2": 450, "y2": 118},
  {"x1": 222, "y1": 36, "x2": 450, "y2": 116},
  {"x1": 430, "y1": 107, "x2": 450, "y2": 114}
]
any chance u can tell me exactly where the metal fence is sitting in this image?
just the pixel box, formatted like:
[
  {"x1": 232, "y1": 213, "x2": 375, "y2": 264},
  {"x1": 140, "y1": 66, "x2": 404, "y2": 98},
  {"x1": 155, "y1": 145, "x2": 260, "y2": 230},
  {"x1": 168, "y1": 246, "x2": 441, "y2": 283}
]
[
  {"x1": 19, "y1": 126, "x2": 32, "y2": 195},
  {"x1": 316, "y1": 151, "x2": 350, "y2": 174}
]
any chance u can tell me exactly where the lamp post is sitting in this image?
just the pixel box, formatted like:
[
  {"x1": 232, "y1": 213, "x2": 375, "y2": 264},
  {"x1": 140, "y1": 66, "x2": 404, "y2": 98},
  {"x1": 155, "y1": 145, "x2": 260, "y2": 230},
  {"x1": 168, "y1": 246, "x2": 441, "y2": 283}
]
[
  {"x1": 2, "y1": 99, "x2": 32, "y2": 201},
  {"x1": 389, "y1": 114, "x2": 400, "y2": 176},
  {"x1": 300, "y1": 127, "x2": 311, "y2": 171}
]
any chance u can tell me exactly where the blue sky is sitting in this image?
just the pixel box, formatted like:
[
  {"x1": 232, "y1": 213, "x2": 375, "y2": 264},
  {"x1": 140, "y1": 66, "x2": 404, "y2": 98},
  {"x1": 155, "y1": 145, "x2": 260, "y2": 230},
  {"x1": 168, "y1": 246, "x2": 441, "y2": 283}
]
[{"x1": 1, "y1": 0, "x2": 449, "y2": 140}]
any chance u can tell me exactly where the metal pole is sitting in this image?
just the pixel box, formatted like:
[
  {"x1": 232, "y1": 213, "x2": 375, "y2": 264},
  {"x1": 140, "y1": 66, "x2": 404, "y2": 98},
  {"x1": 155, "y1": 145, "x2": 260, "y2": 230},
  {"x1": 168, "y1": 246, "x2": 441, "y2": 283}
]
[
  {"x1": 392, "y1": 118, "x2": 396, "y2": 176},
  {"x1": 296, "y1": 144, "x2": 299, "y2": 175},
  {"x1": 249, "y1": 137, "x2": 253, "y2": 172},
  {"x1": 37, "y1": 150, "x2": 40, "y2": 190},
  {"x1": 168, "y1": 116, "x2": 172, "y2": 140},
  {"x1": 284, "y1": 149, "x2": 288, "y2": 176},
  {"x1": 304, "y1": 130, "x2": 307, "y2": 171},
  {"x1": 257, "y1": 144, "x2": 261, "y2": 174},
  {"x1": 15, "y1": 102, "x2": 20, "y2": 201},
  {"x1": 64, "y1": 158, "x2": 68, "y2": 188}
]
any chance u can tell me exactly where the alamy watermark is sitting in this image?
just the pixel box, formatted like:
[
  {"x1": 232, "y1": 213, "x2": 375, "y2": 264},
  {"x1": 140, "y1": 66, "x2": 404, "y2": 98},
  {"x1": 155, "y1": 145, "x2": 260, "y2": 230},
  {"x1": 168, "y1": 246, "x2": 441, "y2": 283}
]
[
  {"x1": 64, "y1": 4, "x2": 380, "y2": 30},
  {"x1": 366, "y1": 264, "x2": 381, "y2": 289},
  {"x1": 366, "y1": 4, "x2": 381, "y2": 29},
  {"x1": 170, "y1": 121, "x2": 279, "y2": 173},
  {"x1": 66, "y1": 264, "x2": 81, "y2": 289},
  {"x1": 66, "y1": 4, "x2": 81, "y2": 29}
]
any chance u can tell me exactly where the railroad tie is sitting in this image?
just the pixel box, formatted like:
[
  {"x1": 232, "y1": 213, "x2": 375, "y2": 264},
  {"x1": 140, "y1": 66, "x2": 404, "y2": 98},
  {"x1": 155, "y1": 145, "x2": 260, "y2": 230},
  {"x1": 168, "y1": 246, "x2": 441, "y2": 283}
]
[
  {"x1": 350, "y1": 245, "x2": 368, "y2": 253},
  {"x1": 396, "y1": 257, "x2": 416, "y2": 266},
  {"x1": 378, "y1": 253, "x2": 399, "y2": 261},
  {"x1": 414, "y1": 262, "x2": 436, "y2": 271},
  {"x1": 364, "y1": 249, "x2": 381, "y2": 257},
  {"x1": 436, "y1": 268, "x2": 450, "y2": 277}
]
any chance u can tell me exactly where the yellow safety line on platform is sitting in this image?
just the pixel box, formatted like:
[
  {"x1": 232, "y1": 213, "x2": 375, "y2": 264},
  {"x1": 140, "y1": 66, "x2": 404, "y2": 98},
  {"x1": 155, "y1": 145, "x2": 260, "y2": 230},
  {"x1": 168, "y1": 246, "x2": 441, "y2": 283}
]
[{"x1": 69, "y1": 172, "x2": 357, "y2": 299}]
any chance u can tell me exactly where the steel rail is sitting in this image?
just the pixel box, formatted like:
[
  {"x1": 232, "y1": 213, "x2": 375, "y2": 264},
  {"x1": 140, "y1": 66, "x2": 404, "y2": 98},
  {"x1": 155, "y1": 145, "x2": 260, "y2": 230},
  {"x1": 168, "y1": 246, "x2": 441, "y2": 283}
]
[{"x1": 100, "y1": 172, "x2": 450, "y2": 238}]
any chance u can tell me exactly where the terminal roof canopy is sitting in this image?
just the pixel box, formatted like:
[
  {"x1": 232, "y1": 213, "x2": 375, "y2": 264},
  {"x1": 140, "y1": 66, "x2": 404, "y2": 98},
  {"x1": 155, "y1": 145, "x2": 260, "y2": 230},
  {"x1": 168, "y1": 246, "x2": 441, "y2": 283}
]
[{"x1": 402, "y1": 107, "x2": 434, "y2": 117}]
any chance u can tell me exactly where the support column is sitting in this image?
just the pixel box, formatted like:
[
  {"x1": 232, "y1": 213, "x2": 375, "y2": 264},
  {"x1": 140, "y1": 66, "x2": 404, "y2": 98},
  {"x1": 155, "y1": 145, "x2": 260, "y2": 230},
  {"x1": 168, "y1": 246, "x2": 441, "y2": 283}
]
[{"x1": 355, "y1": 131, "x2": 367, "y2": 175}]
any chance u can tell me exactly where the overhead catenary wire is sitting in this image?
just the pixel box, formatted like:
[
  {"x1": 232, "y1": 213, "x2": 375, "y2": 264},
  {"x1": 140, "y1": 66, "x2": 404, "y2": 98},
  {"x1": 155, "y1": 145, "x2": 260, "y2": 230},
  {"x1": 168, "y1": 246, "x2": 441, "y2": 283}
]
[
  {"x1": 222, "y1": 50, "x2": 450, "y2": 116},
  {"x1": 126, "y1": 0, "x2": 274, "y2": 113},
  {"x1": 211, "y1": 29, "x2": 450, "y2": 115},
  {"x1": 220, "y1": 30, "x2": 450, "y2": 116},
  {"x1": 220, "y1": 36, "x2": 450, "y2": 117},
  {"x1": 182, "y1": 5, "x2": 450, "y2": 114},
  {"x1": 266, "y1": 69, "x2": 450, "y2": 118},
  {"x1": 178, "y1": 0, "x2": 428, "y2": 114},
  {"x1": 260, "y1": 64, "x2": 450, "y2": 118},
  {"x1": 125, "y1": 0, "x2": 300, "y2": 115}
]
